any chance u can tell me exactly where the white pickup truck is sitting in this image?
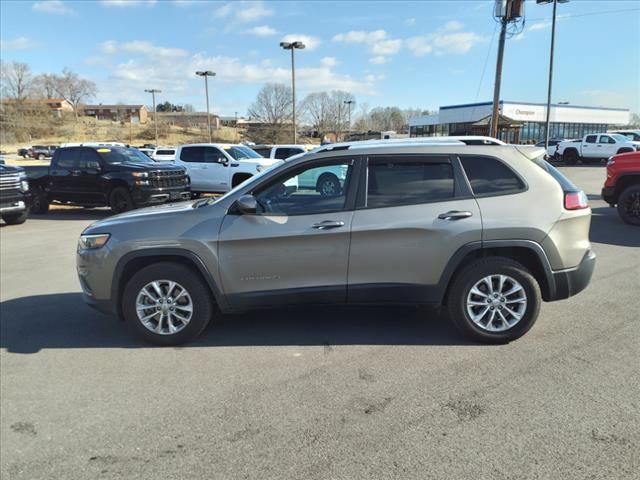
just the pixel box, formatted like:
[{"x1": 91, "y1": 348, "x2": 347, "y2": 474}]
[
  {"x1": 557, "y1": 133, "x2": 640, "y2": 164},
  {"x1": 250, "y1": 144, "x2": 315, "y2": 160},
  {"x1": 174, "y1": 143, "x2": 281, "y2": 193}
]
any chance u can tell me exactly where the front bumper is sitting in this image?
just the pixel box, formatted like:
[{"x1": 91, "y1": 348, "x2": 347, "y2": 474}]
[
  {"x1": 550, "y1": 249, "x2": 596, "y2": 301},
  {"x1": 133, "y1": 188, "x2": 191, "y2": 206},
  {"x1": 0, "y1": 192, "x2": 31, "y2": 214},
  {"x1": 601, "y1": 186, "x2": 615, "y2": 205}
]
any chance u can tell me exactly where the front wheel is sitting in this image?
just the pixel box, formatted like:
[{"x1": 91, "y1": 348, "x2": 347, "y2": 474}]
[
  {"x1": 2, "y1": 210, "x2": 28, "y2": 225},
  {"x1": 316, "y1": 173, "x2": 341, "y2": 196},
  {"x1": 109, "y1": 186, "x2": 135, "y2": 213},
  {"x1": 122, "y1": 262, "x2": 213, "y2": 345},
  {"x1": 446, "y1": 257, "x2": 541, "y2": 344},
  {"x1": 37, "y1": 154, "x2": 45, "y2": 160},
  {"x1": 617, "y1": 184, "x2": 640, "y2": 226}
]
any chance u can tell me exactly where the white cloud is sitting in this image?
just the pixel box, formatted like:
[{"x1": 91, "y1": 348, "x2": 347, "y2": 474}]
[
  {"x1": 407, "y1": 22, "x2": 484, "y2": 56},
  {"x1": 369, "y1": 56, "x2": 390, "y2": 65},
  {"x1": 88, "y1": 40, "x2": 381, "y2": 105},
  {"x1": 0, "y1": 37, "x2": 39, "y2": 51},
  {"x1": 100, "y1": 0, "x2": 157, "y2": 7},
  {"x1": 280, "y1": 34, "x2": 321, "y2": 51},
  {"x1": 215, "y1": 1, "x2": 273, "y2": 23},
  {"x1": 320, "y1": 56, "x2": 338, "y2": 67},
  {"x1": 333, "y1": 29, "x2": 401, "y2": 64},
  {"x1": 245, "y1": 25, "x2": 278, "y2": 36},
  {"x1": 32, "y1": 1, "x2": 76, "y2": 16},
  {"x1": 513, "y1": 20, "x2": 552, "y2": 41}
]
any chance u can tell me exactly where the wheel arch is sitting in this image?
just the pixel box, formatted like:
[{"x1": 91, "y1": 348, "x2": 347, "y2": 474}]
[
  {"x1": 439, "y1": 240, "x2": 556, "y2": 305},
  {"x1": 613, "y1": 173, "x2": 640, "y2": 199},
  {"x1": 112, "y1": 248, "x2": 228, "y2": 320}
]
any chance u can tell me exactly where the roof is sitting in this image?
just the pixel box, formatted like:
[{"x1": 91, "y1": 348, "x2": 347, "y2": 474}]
[
  {"x1": 83, "y1": 104, "x2": 145, "y2": 110},
  {"x1": 439, "y1": 100, "x2": 629, "y2": 112},
  {"x1": 472, "y1": 114, "x2": 523, "y2": 127},
  {"x1": 314, "y1": 136, "x2": 506, "y2": 154}
]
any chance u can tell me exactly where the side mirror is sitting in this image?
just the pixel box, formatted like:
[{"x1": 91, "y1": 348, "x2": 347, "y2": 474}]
[{"x1": 234, "y1": 194, "x2": 257, "y2": 215}]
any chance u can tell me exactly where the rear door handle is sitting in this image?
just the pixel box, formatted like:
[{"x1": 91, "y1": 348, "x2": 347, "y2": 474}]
[
  {"x1": 311, "y1": 220, "x2": 345, "y2": 230},
  {"x1": 438, "y1": 210, "x2": 473, "y2": 220}
]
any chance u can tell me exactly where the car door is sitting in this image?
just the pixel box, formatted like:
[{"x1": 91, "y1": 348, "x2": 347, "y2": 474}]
[
  {"x1": 598, "y1": 135, "x2": 617, "y2": 157},
  {"x1": 582, "y1": 135, "x2": 597, "y2": 158},
  {"x1": 347, "y1": 155, "x2": 482, "y2": 304},
  {"x1": 218, "y1": 157, "x2": 359, "y2": 309},
  {"x1": 48, "y1": 147, "x2": 81, "y2": 202},
  {"x1": 201, "y1": 146, "x2": 231, "y2": 192},
  {"x1": 75, "y1": 148, "x2": 105, "y2": 204}
]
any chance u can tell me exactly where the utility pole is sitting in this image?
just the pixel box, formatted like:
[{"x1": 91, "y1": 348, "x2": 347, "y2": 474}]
[
  {"x1": 280, "y1": 41, "x2": 305, "y2": 144},
  {"x1": 144, "y1": 88, "x2": 161, "y2": 146},
  {"x1": 344, "y1": 100, "x2": 355, "y2": 136},
  {"x1": 538, "y1": 0, "x2": 569, "y2": 150},
  {"x1": 196, "y1": 71, "x2": 216, "y2": 143},
  {"x1": 490, "y1": 0, "x2": 525, "y2": 139}
]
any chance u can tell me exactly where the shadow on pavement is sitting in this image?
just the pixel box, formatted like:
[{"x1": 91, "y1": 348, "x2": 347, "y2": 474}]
[
  {"x1": 590, "y1": 206, "x2": 640, "y2": 247},
  {"x1": 0, "y1": 293, "x2": 471, "y2": 354}
]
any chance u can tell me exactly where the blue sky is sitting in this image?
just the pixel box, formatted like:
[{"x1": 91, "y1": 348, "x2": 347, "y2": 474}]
[{"x1": 1, "y1": 0, "x2": 639, "y2": 117}]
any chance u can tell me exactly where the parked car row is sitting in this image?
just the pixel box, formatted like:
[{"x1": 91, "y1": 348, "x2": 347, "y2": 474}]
[
  {"x1": 555, "y1": 133, "x2": 640, "y2": 164},
  {"x1": 18, "y1": 145, "x2": 58, "y2": 160}
]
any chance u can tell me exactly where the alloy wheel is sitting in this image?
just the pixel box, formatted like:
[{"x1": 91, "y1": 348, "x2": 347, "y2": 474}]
[
  {"x1": 135, "y1": 280, "x2": 193, "y2": 335},
  {"x1": 466, "y1": 274, "x2": 527, "y2": 332}
]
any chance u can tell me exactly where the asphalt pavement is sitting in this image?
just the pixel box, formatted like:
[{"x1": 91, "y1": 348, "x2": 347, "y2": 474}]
[{"x1": 1, "y1": 166, "x2": 638, "y2": 479}]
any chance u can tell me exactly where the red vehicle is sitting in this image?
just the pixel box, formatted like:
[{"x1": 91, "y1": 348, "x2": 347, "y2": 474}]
[{"x1": 601, "y1": 151, "x2": 640, "y2": 225}]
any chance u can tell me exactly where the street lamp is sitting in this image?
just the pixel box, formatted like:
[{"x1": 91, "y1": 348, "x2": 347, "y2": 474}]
[
  {"x1": 536, "y1": 0, "x2": 569, "y2": 149},
  {"x1": 280, "y1": 40, "x2": 305, "y2": 144},
  {"x1": 144, "y1": 88, "x2": 161, "y2": 146},
  {"x1": 195, "y1": 70, "x2": 216, "y2": 143},
  {"x1": 344, "y1": 100, "x2": 355, "y2": 136}
]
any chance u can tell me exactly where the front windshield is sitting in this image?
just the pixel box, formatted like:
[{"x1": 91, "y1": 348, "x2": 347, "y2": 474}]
[
  {"x1": 97, "y1": 147, "x2": 155, "y2": 164},
  {"x1": 225, "y1": 145, "x2": 263, "y2": 160},
  {"x1": 616, "y1": 132, "x2": 640, "y2": 141}
]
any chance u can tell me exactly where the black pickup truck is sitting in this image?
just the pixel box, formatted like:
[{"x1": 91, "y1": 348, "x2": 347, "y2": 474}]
[
  {"x1": 24, "y1": 146, "x2": 191, "y2": 213},
  {"x1": 0, "y1": 164, "x2": 31, "y2": 225}
]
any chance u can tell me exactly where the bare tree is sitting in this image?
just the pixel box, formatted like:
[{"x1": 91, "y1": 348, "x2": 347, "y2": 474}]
[
  {"x1": 0, "y1": 61, "x2": 33, "y2": 102},
  {"x1": 32, "y1": 73, "x2": 58, "y2": 99},
  {"x1": 247, "y1": 83, "x2": 292, "y2": 143},
  {"x1": 54, "y1": 68, "x2": 97, "y2": 121},
  {"x1": 301, "y1": 90, "x2": 355, "y2": 139}
]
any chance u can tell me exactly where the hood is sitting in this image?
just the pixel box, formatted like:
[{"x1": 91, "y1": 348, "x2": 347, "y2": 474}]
[
  {"x1": 116, "y1": 162, "x2": 184, "y2": 172},
  {"x1": 0, "y1": 164, "x2": 24, "y2": 174}
]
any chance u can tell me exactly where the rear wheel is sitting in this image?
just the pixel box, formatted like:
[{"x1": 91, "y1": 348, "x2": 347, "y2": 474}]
[
  {"x1": 447, "y1": 257, "x2": 541, "y2": 344},
  {"x1": 617, "y1": 184, "x2": 640, "y2": 226},
  {"x1": 563, "y1": 150, "x2": 578, "y2": 165},
  {"x1": 2, "y1": 210, "x2": 28, "y2": 225},
  {"x1": 122, "y1": 262, "x2": 213, "y2": 345},
  {"x1": 316, "y1": 173, "x2": 341, "y2": 196},
  {"x1": 109, "y1": 186, "x2": 135, "y2": 213}
]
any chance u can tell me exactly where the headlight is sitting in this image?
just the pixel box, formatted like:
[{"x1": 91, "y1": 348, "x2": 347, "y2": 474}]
[
  {"x1": 78, "y1": 233, "x2": 110, "y2": 250},
  {"x1": 18, "y1": 172, "x2": 29, "y2": 192},
  {"x1": 131, "y1": 172, "x2": 148, "y2": 178}
]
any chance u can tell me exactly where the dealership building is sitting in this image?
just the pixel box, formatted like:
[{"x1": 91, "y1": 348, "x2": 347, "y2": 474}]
[{"x1": 409, "y1": 101, "x2": 631, "y2": 143}]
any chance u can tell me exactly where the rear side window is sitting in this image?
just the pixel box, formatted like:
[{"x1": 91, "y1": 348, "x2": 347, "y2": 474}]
[
  {"x1": 460, "y1": 156, "x2": 525, "y2": 196},
  {"x1": 367, "y1": 157, "x2": 454, "y2": 208},
  {"x1": 252, "y1": 147, "x2": 271, "y2": 157},
  {"x1": 180, "y1": 146, "x2": 204, "y2": 163},
  {"x1": 274, "y1": 148, "x2": 304, "y2": 159},
  {"x1": 155, "y1": 149, "x2": 175, "y2": 155},
  {"x1": 585, "y1": 135, "x2": 597, "y2": 144}
]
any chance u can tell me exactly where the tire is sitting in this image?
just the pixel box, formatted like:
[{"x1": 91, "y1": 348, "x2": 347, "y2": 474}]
[
  {"x1": 2, "y1": 210, "x2": 28, "y2": 225},
  {"x1": 122, "y1": 262, "x2": 213, "y2": 346},
  {"x1": 563, "y1": 150, "x2": 578, "y2": 165},
  {"x1": 617, "y1": 184, "x2": 640, "y2": 226},
  {"x1": 446, "y1": 257, "x2": 542, "y2": 344},
  {"x1": 37, "y1": 154, "x2": 45, "y2": 160},
  {"x1": 109, "y1": 186, "x2": 135, "y2": 213},
  {"x1": 316, "y1": 173, "x2": 341, "y2": 196},
  {"x1": 30, "y1": 189, "x2": 50, "y2": 214}
]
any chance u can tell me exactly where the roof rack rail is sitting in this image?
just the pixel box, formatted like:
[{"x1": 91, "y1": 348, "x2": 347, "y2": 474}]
[{"x1": 314, "y1": 136, "x2": 505, "y2": 153}]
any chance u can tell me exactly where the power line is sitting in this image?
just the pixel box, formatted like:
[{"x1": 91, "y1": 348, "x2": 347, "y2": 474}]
[
  {"x1": 476, "y1": 22, "x2": 498, "y2": 101},
  {"x1": 526, "y1": 6, "x2": 640, "y2": 23}
]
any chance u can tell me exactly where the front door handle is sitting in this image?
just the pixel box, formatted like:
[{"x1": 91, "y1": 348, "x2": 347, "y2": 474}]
[
  {"x1": 438, "y1": 210, "x2": 473, "y2": 220},
  {"x1": 311, "y1": 220, "x2": 345, "y2": 230}
]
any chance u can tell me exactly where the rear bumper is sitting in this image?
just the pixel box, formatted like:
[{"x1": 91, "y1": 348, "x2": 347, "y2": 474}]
[
  {"x1": 549, "y1": 249, "x2": 596, "y2": 301},
  {"x1": 601, "y1": 186, "x2": 615, "y2": 205}
]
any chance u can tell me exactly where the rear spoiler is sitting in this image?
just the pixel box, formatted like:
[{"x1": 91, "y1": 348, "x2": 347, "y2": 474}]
[{"x1": 515, "y1": 145, "x2": 546, "y2": 160}]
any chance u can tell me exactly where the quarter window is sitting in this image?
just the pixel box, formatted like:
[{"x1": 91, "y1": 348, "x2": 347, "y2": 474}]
[
  {"x1": 460, "y1": 156, "x2": 525, "y2": 196},
  {"x1": 253, "y1": 160, "x2": 353, "y2": 215},
  {"x1": 366, "y1": 157, "x2": 454, "y2": 208}
]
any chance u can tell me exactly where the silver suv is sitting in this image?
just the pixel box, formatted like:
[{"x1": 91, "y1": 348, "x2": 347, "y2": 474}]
[{"x1": 77, "y1": 137, "x2": 595, "y2": 345}]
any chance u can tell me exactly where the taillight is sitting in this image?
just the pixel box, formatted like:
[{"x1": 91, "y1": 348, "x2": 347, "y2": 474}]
[{"x1": 564, "y1": 191, "x2": 589, "y2": 210}]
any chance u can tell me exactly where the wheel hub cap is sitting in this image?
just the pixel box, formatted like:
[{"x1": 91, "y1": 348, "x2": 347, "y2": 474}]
[
  {"x1": 135, "y1": 280, "x2": 193, "y2": 335},
  {"x1": 466, "y1": 274, "x2": 527, "y2": 332}
]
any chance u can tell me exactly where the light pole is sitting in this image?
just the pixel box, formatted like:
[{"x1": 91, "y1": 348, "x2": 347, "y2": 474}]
[
  {"x1": 537, "y1": 0, "x2": 569, "y2": 150},
  {"x1": 344, "y1": 100, "x2": 355, "y2": 136},
  {"x1": 144, "y1": 88, "x2": 161, "y2": 146},
  {"x1": 196, "y1": 70, "x2": 216, "y2": 143},
  {"x1": 280, "y1": 41, "x2": 305, "y2": 144}
]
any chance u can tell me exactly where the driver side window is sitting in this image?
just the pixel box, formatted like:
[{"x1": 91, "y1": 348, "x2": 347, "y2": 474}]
[{"x1": 253, "y1": 160, "x2": 353, "y2": 216}]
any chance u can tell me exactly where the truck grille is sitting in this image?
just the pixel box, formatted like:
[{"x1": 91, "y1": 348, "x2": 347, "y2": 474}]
[
  {"x1": 149, "y1": 170, "x2": 188, "y2": 188},
  {"x1": 0, "y1": 174, "x2": 21, "y2": 193}
]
